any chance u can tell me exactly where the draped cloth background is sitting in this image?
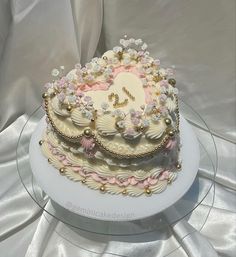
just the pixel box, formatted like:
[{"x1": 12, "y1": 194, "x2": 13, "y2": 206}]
[{"x1": 0, "y1": 0, "x2": 235, "y2": 256}]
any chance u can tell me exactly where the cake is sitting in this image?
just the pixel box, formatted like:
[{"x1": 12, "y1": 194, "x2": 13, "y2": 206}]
[{"x1": 40, "y1": 37, "x2": 181, "y2": 197}]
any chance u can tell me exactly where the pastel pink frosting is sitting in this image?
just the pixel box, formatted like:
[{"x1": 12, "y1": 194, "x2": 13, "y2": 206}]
[{"x1": 47, "y1": 142, "x2": 171, "y2": 189}]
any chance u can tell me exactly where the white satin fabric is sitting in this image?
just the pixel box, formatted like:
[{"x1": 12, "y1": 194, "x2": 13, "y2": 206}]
[{"x1": 0, "y1": 0, "x2": 235, "y2": 256}]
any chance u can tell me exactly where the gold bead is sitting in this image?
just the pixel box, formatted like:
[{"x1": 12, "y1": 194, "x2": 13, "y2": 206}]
[
  {"x1": 53, "y1": 91, "x2": 57, "y2": 96},
  {"x1": 66, "y1": 105, "x2": 72, "y2": 112},
  {"x1": 176, "y1": 163, "x2": 182, "y2": 170},
  {"x1": 145, "y1": 188, "x2": 152, "y2": 196},
  {"x1": 81, "y1": 179, "x2": 86, "y2": 184},
  {"x1": 168, "y1": 130, "x2": 175, "y2": 137},
  {"x1": 122, "y1": 189, "x2": 127, "y2": 195},
  {"x1": 42, "y1": 93, "x2": 48, "y2": 99},
  {"x1": 84, "y1": 128, "x2": 92, "y2": 137},
  {"x1": 59, "y1": 167, "x2": 66, "y2": 174},
  {"x1": 91, "y1": 118, "x2": 95, "y2": 122},
  {"x1": 164, "y1": 118, "x2": 171, "y2": 125},
  {"x1": 100, "y1": 185, "x2": 106, "y2": 193},
  {"x1": 39, "y1": 140, "x2": 43, "y2": 145},
  {"x1": 48, "y1": 158, "x2": 51, "y2": 163},
  {"x1": 168, "y1": 78, "x2": 176, "y2": 86},
  {"x1": 167, "y1": 179, "x2": 172, "y2": 184},
  {"x1": 103, "y1": 56, "x2": 108, "y2": 60}
]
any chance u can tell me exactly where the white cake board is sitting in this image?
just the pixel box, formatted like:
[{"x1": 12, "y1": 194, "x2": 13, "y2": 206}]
[{"x1": 29, "y1": 115, "x2": 200, "y2": 221}]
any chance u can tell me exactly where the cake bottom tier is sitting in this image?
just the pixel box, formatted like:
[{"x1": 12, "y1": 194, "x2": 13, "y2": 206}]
[{"x1": 40, "y1": 131, "x2": 181, "y2": 197}]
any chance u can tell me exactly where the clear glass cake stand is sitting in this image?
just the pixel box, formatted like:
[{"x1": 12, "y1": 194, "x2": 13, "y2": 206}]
[{"x1": 16, "y1": 100, "x2": 217, "y2": 256}]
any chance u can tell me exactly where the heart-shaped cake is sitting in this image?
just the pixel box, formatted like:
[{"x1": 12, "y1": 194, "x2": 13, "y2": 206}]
[{"x1": 40, "y1": 37, "x2": 181, "y2": 197}]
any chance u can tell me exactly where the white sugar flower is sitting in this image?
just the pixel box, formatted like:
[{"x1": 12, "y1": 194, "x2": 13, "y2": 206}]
[
  {"x1": 142, "y1": 119, "x2": 150, "y2": 127},
  {"x1": 120, "y1": 39, "x2": 125, "y2": 45},
  {"x1": 123, "y1": 56, "x2": 131, "y2": 65},
  {"x1": 93, "y1": 63, "x2": 101, "y2": 72},
  {"x1": 159, "y1": 68, "x2": 167, "y2": 77},
  {"x1": 75, "y1": 63, "x2": 81, "y2": 69},
  {"x1": 84, "y1": 110, "x2": 93, "y2": 119},
  {"x1": 151, "y1": 113, "x2": 161, "y2": 122},
  {"x1": 113, "y1": 46, "x2": 122, "y2": 53},
  {"x1": 91, "y1": 57, "x2": 99, "y2": 63},
  {"x1": 117, "y1": 120, "x2": 126, "y2": 129},
  {"x1": 173, "y1": 88, "x2": 179, "y2": 94},
  {"x1": 129, "y1": 38, "x2": 135, "y2": 44},
  {"x1": 153, "y1": 59, "x2": 160, "y2": 66},
  {"x1": 127, "y1": 48, "x2": 137, "y2": 58},
  {"x1": 160, "y1": 87, "x2": 167, "y2": 94},
  {"x1": 146, "y1": 67, "x2": 153, "y2": 74},
  {"x1": 51, "y1": 68, "x2": 60, "y2": 77},
  {"x1": 135, "y1": 39, "x2": 143, "y2": 45},
  {"x1": 122, "y1": 40, "x2": 129, "y2": 48},
  {"x1": 141, "y1": 43, "x2": 148, "y2": 50},
  {"x1": 85, "y1": 63, "x2": 93, "y2": 69},
  {"x1": 67, "y1": 95, "x2": 76, "y2": 103}
]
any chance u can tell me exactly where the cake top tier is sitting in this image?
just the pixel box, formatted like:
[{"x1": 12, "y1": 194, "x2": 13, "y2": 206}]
[{"x1": 43, "y1": 37, "x2": 179, "y2": 159}]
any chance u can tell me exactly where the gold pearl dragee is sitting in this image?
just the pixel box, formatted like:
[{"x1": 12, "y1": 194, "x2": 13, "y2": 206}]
[
  {"x1": 176, "y1": 163, "x2": 182, "y2": 170},
  {"x1": 66, "y1": 105, "x2": 73, "y2": 112},
  {"x1": 145, "y1": 188, "x2": 152, "y2": 196},
  {"x1": 122, "y1": 189, "x2": 127, "y2": 195},
  {"x1": 100, "y1": 185, "x2": 106, "y2": 193},
  {"x1": 81, "y1": 179, "x2": 86, "y2": 184},
  {"x1": 42, "y1": 92, "x2": 48, "y2": 99},
  {"x1": 39, "y1": 140, "x2": 44, "y2": 145},
  {"x1": 168, "y1": 78, "x2": 176, "y2": 86},
  {"x1": 48, "y1": 158, "x2": 52, "y2": 163},
  {"x1": 164, "y1": 118, "x2": 172, "y2": 125},
  {"x1": 84, "y1": 128, "x2": 92, "y2": 137},
  {"x1": 122, "y1": 87, "x2": 135, "y2": 101},
  {"x1": 59, "y1": 167, "x2": 66, "y2": 174},
  {"x1": 168, "y1": 129, "x2": 175, "y2": 137}
]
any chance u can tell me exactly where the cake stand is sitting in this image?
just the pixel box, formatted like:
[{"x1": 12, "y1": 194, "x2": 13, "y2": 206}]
[{"x1": 16, "y1": 100, "x2": 217, "y2": 256}]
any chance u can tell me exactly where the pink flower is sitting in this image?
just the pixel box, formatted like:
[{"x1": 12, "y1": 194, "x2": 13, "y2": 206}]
[
  {"x1": 166, "y1": 139, "x2": 177, "y2": 150},
  {"x1": 159, "y1": 170, "x2": 170, "y2": 181},
  {"x1": 80, "y1": 137, "x2": 95, "y2": 151},
  {"x1": 129, "y1": 177, "x2": 138, "y2": 186},
  {"x1": 160, "y1": 80, "x2": 169, "y2": 88}
]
